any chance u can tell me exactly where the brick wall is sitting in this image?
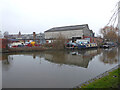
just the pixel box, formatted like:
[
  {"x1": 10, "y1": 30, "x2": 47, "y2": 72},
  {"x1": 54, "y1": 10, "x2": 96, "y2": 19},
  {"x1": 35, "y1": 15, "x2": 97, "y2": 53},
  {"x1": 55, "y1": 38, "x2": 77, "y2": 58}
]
[{"x1": 0, "y1": 39, "x2": 8, "y2": 49}]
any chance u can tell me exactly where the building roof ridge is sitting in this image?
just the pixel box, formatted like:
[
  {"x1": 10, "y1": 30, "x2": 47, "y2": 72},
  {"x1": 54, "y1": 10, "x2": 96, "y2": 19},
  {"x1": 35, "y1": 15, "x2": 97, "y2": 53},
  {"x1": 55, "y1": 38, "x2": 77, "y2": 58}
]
[{"x1": 45, "y1": 24, "x2": 89, "y2": 32}]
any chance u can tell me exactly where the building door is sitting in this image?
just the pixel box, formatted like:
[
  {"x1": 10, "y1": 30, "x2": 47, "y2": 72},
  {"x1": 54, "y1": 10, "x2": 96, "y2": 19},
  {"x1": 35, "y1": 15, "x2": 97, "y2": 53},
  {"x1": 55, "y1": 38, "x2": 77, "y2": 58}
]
[{"x1": 72, "y1": 37, "x2": 81, "y2": 42}]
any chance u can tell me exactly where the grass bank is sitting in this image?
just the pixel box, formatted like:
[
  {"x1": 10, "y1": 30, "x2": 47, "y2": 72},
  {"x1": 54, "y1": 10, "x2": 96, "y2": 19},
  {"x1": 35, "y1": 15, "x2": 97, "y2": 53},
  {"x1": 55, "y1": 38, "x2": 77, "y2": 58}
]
[{"x1": 80, "y1": 67, "x2": 120, "y2": 88}]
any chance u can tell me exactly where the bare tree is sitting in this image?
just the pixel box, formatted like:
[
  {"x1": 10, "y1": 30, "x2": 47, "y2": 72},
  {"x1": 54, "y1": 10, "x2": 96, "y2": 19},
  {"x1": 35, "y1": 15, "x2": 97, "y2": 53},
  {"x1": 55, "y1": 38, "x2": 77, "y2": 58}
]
[
  {"x1": 52, "y1": 33, "x2": 67, "y2": 49},
  {"x1": 106, "y1": 30, "x2": 118, "y2": 41},
  {"x1": 100, "y1": 26, "x2": 118, "y2": 42},
  {"x1": 118, "y1": 36, "x2": 120, "y2": 44}
]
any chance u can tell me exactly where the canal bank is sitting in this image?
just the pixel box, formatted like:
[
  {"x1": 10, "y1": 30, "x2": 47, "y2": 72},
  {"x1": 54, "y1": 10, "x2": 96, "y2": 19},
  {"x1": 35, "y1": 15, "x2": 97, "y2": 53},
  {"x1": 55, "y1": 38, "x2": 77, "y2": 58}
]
[
  {"x1": 75, "y1": 65, "x2": 120, "y2": 88},
  {"x1": 1, "y1": 46, "x2": 98, "y2": 53}
]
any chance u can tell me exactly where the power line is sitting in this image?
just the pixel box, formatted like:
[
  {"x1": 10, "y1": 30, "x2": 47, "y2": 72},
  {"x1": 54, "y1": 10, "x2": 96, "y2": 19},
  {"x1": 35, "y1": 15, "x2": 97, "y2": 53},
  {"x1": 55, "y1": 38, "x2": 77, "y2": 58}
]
[
  {"x1": 107, "y1": 1, "x2": 120, "y2": 27},
  {"x1": 111, "y1": 9, "x2": 120, "y2": 26}
]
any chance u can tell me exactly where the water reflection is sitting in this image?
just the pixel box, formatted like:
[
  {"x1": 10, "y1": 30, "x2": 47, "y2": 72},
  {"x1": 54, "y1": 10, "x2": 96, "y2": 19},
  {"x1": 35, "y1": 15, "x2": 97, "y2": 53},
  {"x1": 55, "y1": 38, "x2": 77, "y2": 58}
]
[
  {"x1": 2, "y1": 47, "x2": 119, "y2": 88},
  {"x1": 2, "y1": 54, "x2": 13, "y2": 64},
  {"x1": 2, "y1": 47, "x2": 119, "y2": 68},
  {"x1": 99, "y1": 48, "x2": 118, "y2": 64},
  {"x1": 44, "y1": 49, "x2": 101, "y2": 68}
]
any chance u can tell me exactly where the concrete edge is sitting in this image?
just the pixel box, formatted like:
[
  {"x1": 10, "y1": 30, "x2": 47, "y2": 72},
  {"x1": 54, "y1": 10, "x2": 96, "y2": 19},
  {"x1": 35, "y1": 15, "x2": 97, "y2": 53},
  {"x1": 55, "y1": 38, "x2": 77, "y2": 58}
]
[{"x1": 74, "y1": 65, "x2": 120, "y2": 88}]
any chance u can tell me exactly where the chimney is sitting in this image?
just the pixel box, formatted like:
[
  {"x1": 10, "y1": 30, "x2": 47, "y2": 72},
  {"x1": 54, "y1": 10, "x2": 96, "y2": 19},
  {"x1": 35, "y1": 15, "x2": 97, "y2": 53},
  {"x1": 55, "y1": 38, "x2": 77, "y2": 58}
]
[{"x1": 33, "y1": 32, "x2": 36, "y2": 41}]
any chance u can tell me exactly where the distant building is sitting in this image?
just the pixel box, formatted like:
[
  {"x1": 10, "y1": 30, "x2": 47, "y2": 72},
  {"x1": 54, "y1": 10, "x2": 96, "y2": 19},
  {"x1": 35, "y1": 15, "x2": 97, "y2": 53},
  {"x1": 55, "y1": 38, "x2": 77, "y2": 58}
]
[
  {"x1": 3, "y1": 31, "x2": 9, "y2": 39},
  {"x1": 18, "y1": 31, "x2": 22, "y2": 38},
  {"x1": 0, "y1": 31, "x2": 3, "y2": 38},
  {"x1": 44, "y1": 24, "x2": 94, "y2": 43},
  {"x1": 8, "y1": 32, "x2": 46, "y2": 44},
  {"x1": 93, "y1": 37, "x2": 103, "y2": 44},
  {"x1": 36, "y1": 33, "x2": 46, "y2": 44}
]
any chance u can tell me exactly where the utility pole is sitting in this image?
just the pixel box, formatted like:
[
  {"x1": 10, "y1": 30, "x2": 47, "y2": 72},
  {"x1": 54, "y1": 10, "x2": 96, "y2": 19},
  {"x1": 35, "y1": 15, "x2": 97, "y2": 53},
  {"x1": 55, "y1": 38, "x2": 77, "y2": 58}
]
[
  {"x1": 118, "y1": 1, "x2": 120, "y2": 65},
  {"x1": 118, "y1": 1, "x2": 120, "y2": 36}
]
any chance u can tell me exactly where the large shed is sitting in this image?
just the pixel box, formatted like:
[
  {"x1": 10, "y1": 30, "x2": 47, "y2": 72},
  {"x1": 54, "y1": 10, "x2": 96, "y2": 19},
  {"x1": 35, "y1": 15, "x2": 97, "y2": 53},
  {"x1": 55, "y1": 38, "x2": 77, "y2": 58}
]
[{"x1": 44, "y1": 24, "x2": 94, "y2": 42}]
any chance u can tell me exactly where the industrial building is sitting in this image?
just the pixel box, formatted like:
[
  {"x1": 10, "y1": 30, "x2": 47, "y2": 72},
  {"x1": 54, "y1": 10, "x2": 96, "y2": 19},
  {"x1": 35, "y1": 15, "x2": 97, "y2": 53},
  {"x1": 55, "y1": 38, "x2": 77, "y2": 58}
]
[
  {"x1": 44, "y1": 24, "x2": 95, "y2": 43},
  {"x1": 6, "y1": 32, "x2": 46, "y2": 44}
]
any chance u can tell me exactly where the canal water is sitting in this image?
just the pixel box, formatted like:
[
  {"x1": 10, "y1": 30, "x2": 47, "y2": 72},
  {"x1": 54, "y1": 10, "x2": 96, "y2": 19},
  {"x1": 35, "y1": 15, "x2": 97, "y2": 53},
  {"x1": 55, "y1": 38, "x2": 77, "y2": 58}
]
[{"x1": 2, "y1": 47, "x2": 119, "y2": 88}]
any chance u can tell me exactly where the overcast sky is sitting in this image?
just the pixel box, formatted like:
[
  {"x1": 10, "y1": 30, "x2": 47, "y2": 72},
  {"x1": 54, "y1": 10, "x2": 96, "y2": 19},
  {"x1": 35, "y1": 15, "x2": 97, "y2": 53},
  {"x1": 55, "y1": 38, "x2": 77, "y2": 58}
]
[{"x1": 0, "y1": 0, "x2": 119, "y2": 35}]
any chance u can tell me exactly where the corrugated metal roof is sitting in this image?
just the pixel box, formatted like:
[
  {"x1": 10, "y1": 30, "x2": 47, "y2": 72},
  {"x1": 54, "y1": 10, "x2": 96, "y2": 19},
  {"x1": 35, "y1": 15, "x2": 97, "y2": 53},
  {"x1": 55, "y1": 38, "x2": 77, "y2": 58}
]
[{"x1": 45, "y1": 24, "x2": 89, "y2": 32}]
